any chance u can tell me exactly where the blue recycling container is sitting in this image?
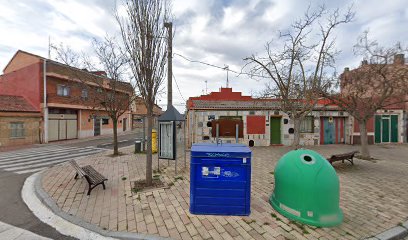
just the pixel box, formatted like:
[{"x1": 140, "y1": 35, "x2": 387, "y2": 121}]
[{"x1": 190, "y1": 143, "x2": 252, "y2": 216}]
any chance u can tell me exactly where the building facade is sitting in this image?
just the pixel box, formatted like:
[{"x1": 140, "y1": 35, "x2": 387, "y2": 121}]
[
  {"x1": 0, "y1": 50, "x2": 134, "y2": 143},
  {"x1": 186, "y1": 88, "x2": 352, "y2": 147},
  {"x1": 0, "y1": 95, "x2": 41, "y2": 147},
  {"x1": 131, "y1": 97, "x2": 163, "y2": 133},
  {"x1": 341, "y1": 54, "x2": 408, "y2": 144}
]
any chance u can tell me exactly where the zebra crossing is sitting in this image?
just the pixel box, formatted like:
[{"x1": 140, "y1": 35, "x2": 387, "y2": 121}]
[{"x1": 0, "y1": 145, "x2": 106, "y2": 174}]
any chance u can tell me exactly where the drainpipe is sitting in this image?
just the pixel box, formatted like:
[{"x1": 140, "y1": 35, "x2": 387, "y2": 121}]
[{"x1": 43, "y1": 59, "x2": 48, "y2": 143}]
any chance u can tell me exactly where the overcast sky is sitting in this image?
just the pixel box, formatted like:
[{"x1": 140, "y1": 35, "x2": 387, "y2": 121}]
[{"x1": 1, "y1": 0, "x2": 407, "y2": 112}]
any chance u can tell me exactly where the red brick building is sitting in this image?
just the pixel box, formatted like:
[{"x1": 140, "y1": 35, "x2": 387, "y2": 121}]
[
  {"x1": 0, "y1": 50, "x2": 134, "y2": 143},
  {"x1": 0, "y1": 95, "x2": 41, "y2": 147},
  {"x1": 341, "y1": 54, "x2": 408, "y2": 144}
]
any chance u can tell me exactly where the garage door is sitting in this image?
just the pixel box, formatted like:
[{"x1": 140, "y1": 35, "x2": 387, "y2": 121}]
[{"x1": 48, "y1": 114, "x2": 78, "y2": 141}]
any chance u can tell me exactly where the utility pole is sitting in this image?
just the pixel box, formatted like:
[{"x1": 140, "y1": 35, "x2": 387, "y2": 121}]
[
  {"x1": 164, "y1": 22, "x2": 172, "y2": 107},
  {"x1": 205, "y1": 80, "x2": 208, "y2": 94}
]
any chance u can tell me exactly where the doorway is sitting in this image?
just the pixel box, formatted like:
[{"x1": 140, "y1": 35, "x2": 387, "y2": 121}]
[
  {"x1": 320, "y1": 117, "x2": 345, "y2": 144},
  {"x1": 375, "y1": 115, "x2": 398, "y2": 143},
  {"x1": 123, "y1": 118, "x2": 127, "y2": 131},
  {"x1": 94, "y1": 117, "x2": 101, "y2": 136},
  {"x1": 48, "y1": 113, "x2": 78, "y2": 141},
  {"x1": 270, "y1": 117, "x2": 281, "y2": 144}
]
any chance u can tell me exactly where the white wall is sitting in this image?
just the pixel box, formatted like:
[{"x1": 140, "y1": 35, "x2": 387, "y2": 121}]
[{"x1": 188, "y1": 109, "x2": 350, "y2": 147}]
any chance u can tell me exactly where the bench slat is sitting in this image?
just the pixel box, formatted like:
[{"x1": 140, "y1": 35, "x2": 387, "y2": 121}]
[
  {"x1": 69, "y1": 160, "x2": 108, "y2": 195},
  {"x1": 327, "y1": 151, "x2": 358, "y2": 165}
]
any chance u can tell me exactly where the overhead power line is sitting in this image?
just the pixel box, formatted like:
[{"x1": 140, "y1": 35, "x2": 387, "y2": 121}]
[
  {"x1": 173, "y1": 53, "x2": 270, "y2": 81},
  {"x1": 172, "y1": 72, "x2": 186, "y2": 102}
]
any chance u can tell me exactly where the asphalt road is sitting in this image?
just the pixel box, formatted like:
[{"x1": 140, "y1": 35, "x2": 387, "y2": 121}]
[
  {"x1": 63, "y1": 131, "x2": 145, "y2": 149},
  {"x1": 0, "y1": 169, "x2": 76, "y2": 239},
  {"x1": 0, "y1": 131, "x2": 144, "y2": 239}
]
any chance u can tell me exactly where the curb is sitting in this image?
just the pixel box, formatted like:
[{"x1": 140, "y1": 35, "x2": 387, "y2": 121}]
[
  {"x1": 22, "y1": 171, "x2": 170, "y2": 240},
  {"x1": 23, "y1": 170, "x2": 408, "y2": 240},
  {"x1": 366, "y1": 222, "x2": 408, "y2": 240}
]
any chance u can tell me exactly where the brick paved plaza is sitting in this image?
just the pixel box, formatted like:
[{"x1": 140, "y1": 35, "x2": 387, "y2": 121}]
[{"x1": 41, "y1": 144, "x2": 408, "y2": 240}]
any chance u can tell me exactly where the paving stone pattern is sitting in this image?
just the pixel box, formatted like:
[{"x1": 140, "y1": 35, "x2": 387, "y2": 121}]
[{"x1": 41, "y1": 144, "x2": 408, "y2": 240}]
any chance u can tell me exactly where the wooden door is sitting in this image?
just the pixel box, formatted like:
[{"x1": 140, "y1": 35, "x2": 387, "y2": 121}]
[
  {"x1": 322, "y1": 117, "x2": 335, "y2": 144},
  {"x1": 382, "y1": 117, "x2": 390, "y2": 142},
  {"x1": 270, "y1": 117, "x2": 281, "y2": 144}
]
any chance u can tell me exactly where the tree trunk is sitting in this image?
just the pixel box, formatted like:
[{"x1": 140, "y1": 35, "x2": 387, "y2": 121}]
[
  {"x1": 292, "y1": 117, "x2": 301, "y2": 149},
  {"x1": 359, "y1": 120, "x2": 370, "y2": 159},
  {"x1": 112, "y1": 118, "x2": 119, "y2": 156},
  {"x1": 145, "y1": 108, "x2": 153, "y2": 186}
]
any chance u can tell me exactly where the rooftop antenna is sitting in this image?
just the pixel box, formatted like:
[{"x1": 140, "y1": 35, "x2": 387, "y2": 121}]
[
  {"x1": 48, "y1": 36, "x2": 51, "y2": 59},
  {"x1": 223, "y1": 65, "x2": 229, "y2": 88}
]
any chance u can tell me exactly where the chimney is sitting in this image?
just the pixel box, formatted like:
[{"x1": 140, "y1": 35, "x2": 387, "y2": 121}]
[
  {"x1": 394, "y1": 54, "x2": 405, "y2": 65},
  {"x1": 361, "y1": 60, "x2": 368, "y2": 65}
]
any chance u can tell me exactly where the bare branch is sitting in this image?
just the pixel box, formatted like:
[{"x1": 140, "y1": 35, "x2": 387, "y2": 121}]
[{"x1": 243, "y1": 4, "x2": 354, "y2": 147}]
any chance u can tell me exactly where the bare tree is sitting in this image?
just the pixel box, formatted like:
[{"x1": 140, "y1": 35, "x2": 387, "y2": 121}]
[
  {"x1": 244, "y1": 5, "x2": 354, "y2": 147},
  {"x1": 53, "y1": 36, "x2": 134, "y2": 156},
  {"x1": 117, "y1": 0, "x2": 170, "y2": 186},
  {"x1": 324, "y1": 32, "x2": 408, "y2": 159}
]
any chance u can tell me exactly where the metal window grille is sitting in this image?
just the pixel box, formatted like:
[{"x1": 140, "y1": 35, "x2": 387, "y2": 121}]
[
  {"x1": 10, "y1": 122, "x2": 25, "y2": 138},
  {"x1": 300, "y1": 116, "x2": 314, "y2": 133}
]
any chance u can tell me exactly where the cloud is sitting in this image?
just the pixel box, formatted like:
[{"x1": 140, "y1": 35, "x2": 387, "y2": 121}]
[{"x1": 0, "y1": 0, "x2": 407, "y2": 113}]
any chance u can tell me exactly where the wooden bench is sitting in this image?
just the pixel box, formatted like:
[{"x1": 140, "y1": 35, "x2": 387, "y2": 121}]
[
  {"x1": 69, "y1": 160, "x2": 108, "y2": 196},
  {"x1": 327, "y1": 151, "x2": 358, "y2": 165}
]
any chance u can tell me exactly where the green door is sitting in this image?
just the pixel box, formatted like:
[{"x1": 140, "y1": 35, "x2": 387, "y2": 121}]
[
  {"x1": 382, "y1": 116, "x2": 390, "y2": 143},
  {"x1": 270, "y1": 117, "x2": 281, "y2": 144},
  {"x1": 375, "y1": 115, "x2": 381, "y2": 143},
  {"x1": 391, "y1": 115, "x2": 398, "y2": 142}
]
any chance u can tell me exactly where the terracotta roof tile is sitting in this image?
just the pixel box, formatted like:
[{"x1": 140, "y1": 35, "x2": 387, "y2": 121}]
[
  {"x1": 190, "y1": 99, "x2": 342, "y2": 110},
  {"x1": 192, "y1": 100, "x2": 281, "y2": 110},
  {"x1": 0, "y1": 95, "x2": 38, "y2": 112}
]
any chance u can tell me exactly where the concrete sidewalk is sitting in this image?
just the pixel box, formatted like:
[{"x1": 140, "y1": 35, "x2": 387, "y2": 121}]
[
  {"x1": 0, "y1": 221, "x2": 51, "y2": 240},
  {"x1": 0, "y1": 130, "x2": 140, "y2": 153},
  {"x1": 33, "y1": 144, "x2": 408, "y2": 239}
]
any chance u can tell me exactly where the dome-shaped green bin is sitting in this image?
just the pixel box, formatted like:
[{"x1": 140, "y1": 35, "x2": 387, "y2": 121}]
[{"x1": 270, "y1": 149, "x2": 343, "y2": 227}]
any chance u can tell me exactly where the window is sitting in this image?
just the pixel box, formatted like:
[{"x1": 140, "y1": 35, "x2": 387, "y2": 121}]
[
  {"x1": 81, "y1": 89, "x2": 88, "y2": 100},
  {"x1": 102, "y1": 118, "x2": 109, "y2": 125},
  {"x1": 10, "y1": 122, "x2": 24, "y2": 138},
  {"x1": 211, "y1": 119, "x2": 243, "y2": 138},
  {"x1": 300, "y1": 116, "x2": 314, "y2": 133},
  {"x1": 57, "y1": 85, "x2": 70, "y2": 96}
]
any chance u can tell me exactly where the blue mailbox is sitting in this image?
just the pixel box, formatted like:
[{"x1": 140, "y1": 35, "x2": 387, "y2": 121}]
[{"x1": 190, "y1": 143, "x2": 252, "y2": 216}]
